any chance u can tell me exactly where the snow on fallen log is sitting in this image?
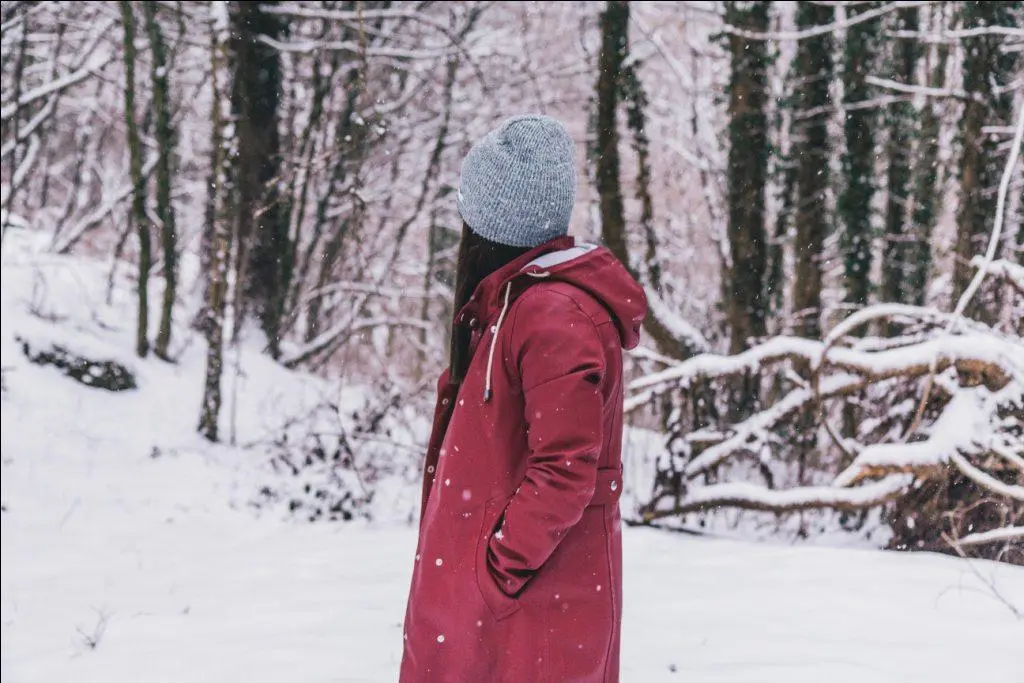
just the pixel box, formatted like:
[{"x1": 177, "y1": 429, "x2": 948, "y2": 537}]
[
  {"x1": 826, "y1": 335, "x2": 1019, "y2": 386},
  {"x1": 645, "y1": 475, "x2": 913, "y2": 519},
  {"x1": 834, "y1": 389, "x2": 990, "y2": 486},
  {"x1": 629, "y1": 335, "x2": 821, "y2": 393},
  {"x1": 954, "y1": 526, "x2": 1024, "y2": 548},
  {"x1": 834, "y1": 386, "x2": 1024, "y2": 502},
  {"x1": 629, "y1": 330, "x2": 1018, "y2": 407}
]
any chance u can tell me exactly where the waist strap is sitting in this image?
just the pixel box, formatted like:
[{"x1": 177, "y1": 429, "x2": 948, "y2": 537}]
[{"x1": 588, "y1": 467, "x2": 623, "y2": 507}]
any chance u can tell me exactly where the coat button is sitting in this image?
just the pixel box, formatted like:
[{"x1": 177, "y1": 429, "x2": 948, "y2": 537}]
[
  {"x1": 468, "y1": 317, "x2": 479, "y2": 329},
  {"x1": 610, "y1": 480, "x2": 618, "y2": 492}
]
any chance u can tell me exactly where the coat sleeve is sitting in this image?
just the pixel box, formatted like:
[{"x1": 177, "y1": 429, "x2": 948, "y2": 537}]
[{"x1": 486, "y1": 288, "x2": 606, "y2": 597}]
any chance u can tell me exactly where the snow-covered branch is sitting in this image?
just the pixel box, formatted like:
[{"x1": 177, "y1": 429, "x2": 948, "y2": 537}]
[
  {"x1": 949, "y1": 452, "x2": 1024, "y2": 503},
  {"x1": 864, "y1": 75, "x2": 972, "y2": 101},
  {"x1": 628, "y1": 322, "x2": 1018, "y2": 410},
  {"x1": 645, "y1": 290, "x2": 710, "y2": 358},
  {"x1": 954, "y1": 526, "x2": 1024, "y2": 548},
  {"x1": 256, "y1": 34, "x2": 456, "y2": 61},
  {"x1": 645, "y1": 476, "x2": 913, "y2": 519},
  {"x1": 0, "y1": 46, "x2": 113, "y2": 122},
  {"x1": 723, "y1": 1, "x2": 934, "y2": 42},
  {"x1": 683, "y1": 374, "x2": 864, "y2": 478},
  {"x1": 972, "y1": 257, "x2": 1024, "y2": 296}
]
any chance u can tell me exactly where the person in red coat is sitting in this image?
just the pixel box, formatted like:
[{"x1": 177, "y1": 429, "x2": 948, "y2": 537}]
[{"x1": 400, "y1": 114, "x2": 647, "y2": 683}]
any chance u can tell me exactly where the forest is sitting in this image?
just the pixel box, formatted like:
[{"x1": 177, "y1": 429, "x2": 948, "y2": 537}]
[{"x1": 2, "y1": 0, "x2": 1022, "y2": 568}]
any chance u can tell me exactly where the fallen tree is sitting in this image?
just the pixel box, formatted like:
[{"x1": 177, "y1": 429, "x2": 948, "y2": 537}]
[
  {"x1": 630, "y1": 105, "x2": 1023, "y2": 564},
  {"x1": 630, "y1": 282, "x2": 1023, "y2": 564}
]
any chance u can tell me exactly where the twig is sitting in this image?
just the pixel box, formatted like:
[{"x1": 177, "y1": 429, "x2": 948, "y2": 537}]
[
  {"x1": 76, "y1": 608, "x2": 111, "y2": 650},
  {"x1": 903, "y1": 106, "x2": 1024, "y2": 444},
  {"x1": 941, "y1": 532, "x2": 1022, "y2": 620},
  {"x1": 723, "y1": 1, "x2": 934, "y2": 42}
]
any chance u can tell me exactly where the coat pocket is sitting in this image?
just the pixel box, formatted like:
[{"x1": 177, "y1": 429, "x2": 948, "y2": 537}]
[{"x1": 475, "y1": 496, "x2": 522, "y2": 621}]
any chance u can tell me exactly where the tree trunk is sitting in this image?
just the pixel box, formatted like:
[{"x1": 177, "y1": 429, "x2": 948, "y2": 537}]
[
  {"x1": 119, "y1": 1, "x2": 151, "y2": 358},
  {"x1": 620, "y1": 35, "x2": 661, "y2": 301},
  {"x1": 880, "y1": 7, "x2": 919, "y2": 308},
  {"x1": 954, "y1": 2, "x2": 1017, "y2": 323},
  {"x1": 790, "y1": 1, "x2": 834, "y2": 340},
  {"x1": 1, "y1": 9, "x2": 31, "y2": 248},
  {"x1": 198, "y1": 3, "x2": 235, "y2": 443},
  {"x1": 724, "y1": 1, "x2": 771, "y2": 355},
  {"x1": 595, "y1": 0, "x2": 705, "y2": 360},
  {"x1": 906, "y1": 20, "x2": 949, "y2": 307},
  {"x1": 596, "y1": 1, "x2": 629, "y2": 268},
  {"x1": 143, "y1": 2, "x2": 178, "y2": 360},
  {"x1": 230, "y1": 0, "x2": 290, "y2": 357},
  {"x1": 839, "y1": 2, "x2": 881, "y2": 315}
]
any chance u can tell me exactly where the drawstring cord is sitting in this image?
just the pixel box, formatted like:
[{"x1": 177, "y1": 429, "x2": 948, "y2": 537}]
[
  {"x1": 483, "y1": 282, "x2": 513, "y2": 402},
  {"x1": 483, "y1": 271, "x2": 549, "y2": 402}
]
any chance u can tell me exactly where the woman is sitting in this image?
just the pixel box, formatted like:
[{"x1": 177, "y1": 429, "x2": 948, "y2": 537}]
[{"x1": 400, "y1": 114, "x2": 647, "y2": 683}]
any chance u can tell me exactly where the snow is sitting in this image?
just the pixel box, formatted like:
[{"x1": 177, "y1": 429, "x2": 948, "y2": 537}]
[
  {"x1": 957, "y1": 526, "x2": 1024, "y2": 548},
  {"x1": 974, "y1": 256, "x2": 1024, "y2": 291},
  {"x1": 828, "y1": 334, "x2": 1024, "y2": 379},
  {"x1": 834, "y1": 385, "x2": 1024, "y2": 498},
  {"x1": 645, "y1": 289, "x2": 710, "y2": 355},
  {"x1": 665, "y1": 475, "x2": 914, "y2": 513},
  {"x1": 629, "y1": 335, "x2": 822, "y2": 393},
  {"x1": 834, "y1": 389, "x2": 992, "y2": 486},
  {"x1": 629, "y1": 328, "x2": 1022, "y2": 404},
  {"x1": 683, "y1": 373, "x2": 861, "y2": 478},
  {"x1": 3, "y1": 232, "x2": 1024, "y2": 683}
]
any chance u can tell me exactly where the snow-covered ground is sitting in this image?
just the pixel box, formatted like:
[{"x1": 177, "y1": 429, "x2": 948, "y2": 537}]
[{"x1": 3, "y1": 230, "x2": 1023, "y2": 683}]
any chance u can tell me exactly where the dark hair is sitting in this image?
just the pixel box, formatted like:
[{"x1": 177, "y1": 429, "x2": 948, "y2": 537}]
[{"x1": 449, "y1": 222, "x2": 530, "y2": 384}]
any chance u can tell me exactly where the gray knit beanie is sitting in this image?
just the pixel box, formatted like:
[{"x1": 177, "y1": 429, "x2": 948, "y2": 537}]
[{"x1": 457, "y1": 114, "x2": 577, "y2": 248}]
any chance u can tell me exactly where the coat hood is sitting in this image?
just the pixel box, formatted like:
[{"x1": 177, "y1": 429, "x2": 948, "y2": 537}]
[{"x1": 458, "y1": 236, "x2": 648, "y2": 351}]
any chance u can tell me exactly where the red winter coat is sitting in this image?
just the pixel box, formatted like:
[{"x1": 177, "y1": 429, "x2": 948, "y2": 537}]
[{"x1": 400, "y1": 236, "x2": 647, "y2": 683}]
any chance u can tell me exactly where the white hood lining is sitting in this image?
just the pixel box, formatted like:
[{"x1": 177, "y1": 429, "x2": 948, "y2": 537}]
[{"x1": 522, "y1": 241, "x2": 598, "y2": 271}]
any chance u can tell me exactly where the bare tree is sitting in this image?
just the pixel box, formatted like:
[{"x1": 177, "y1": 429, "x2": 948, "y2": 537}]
[
  {"x1": 789, "y1": 1, "x2": 833, "y2": 340},
  {"x1": 724, "y1": 1, "x2": 771, "y2": 356},
  {"x1": 954, "y1": 1, "x2": 1018, "y2": 323},
  {"x1": 198, "y1": 2, "x2": 236, "y2": 443},
  {"x1": 594, "y1": 0, "x2": 707, "y2": 360},
  {"x1": 143, "y1": 2, "x2": 178, "y2": 360},
  {"x1": 839, "y1": 2, "x2": 881, "y2": 316},
  {"x1": 119, "y1": 0, "x2": 151, "y2": 358}
]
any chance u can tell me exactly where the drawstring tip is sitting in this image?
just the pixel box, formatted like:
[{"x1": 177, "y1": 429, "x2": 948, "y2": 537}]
[{"x1": 483, "y1": 388, "x2": 492, "y2": 402}]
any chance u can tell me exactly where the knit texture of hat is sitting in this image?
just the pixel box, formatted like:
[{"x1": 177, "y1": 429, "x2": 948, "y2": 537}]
[{"x1": 457, "y1": 114, "x2": 577, "y2": 248}]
